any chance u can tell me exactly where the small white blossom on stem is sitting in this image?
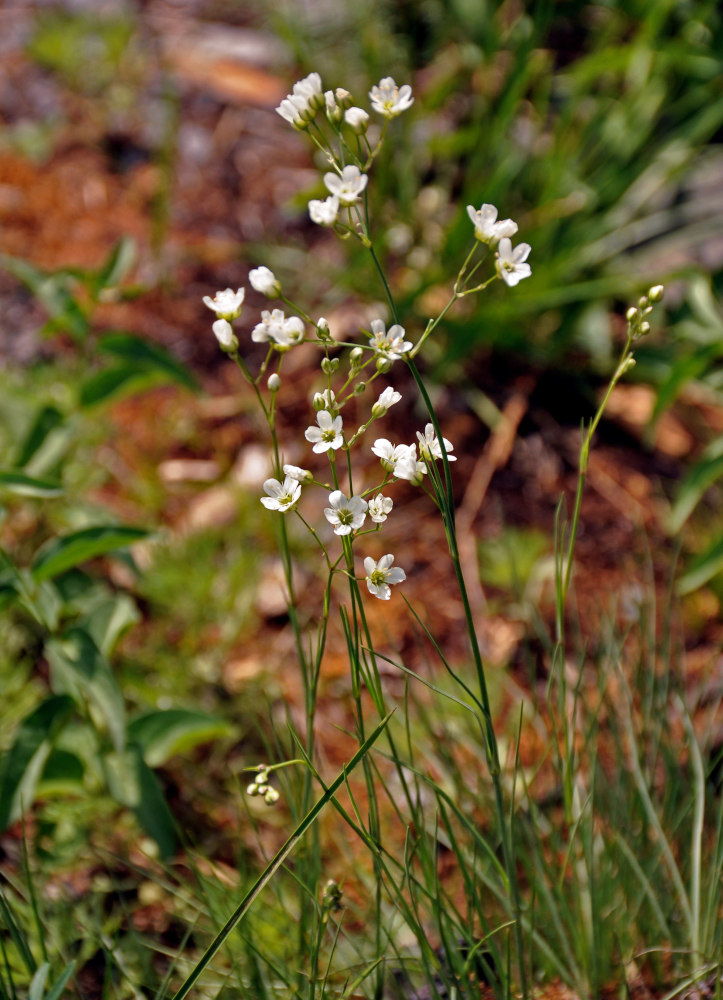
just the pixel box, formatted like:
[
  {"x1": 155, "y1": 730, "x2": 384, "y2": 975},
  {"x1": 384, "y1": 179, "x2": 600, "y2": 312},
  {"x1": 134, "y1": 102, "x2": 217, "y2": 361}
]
[
  {"x1": 324, "y1": 490, "x2": 368, "y2": 535},
  {"x1": 323, "y1": 165, "x2": 368, "y2": 206},
  {"x1": 212, "y1": 318, "x2": 238, "y2": 352},
  {"x1": 203, "y1": 287, "x2": 245, "y2": 319},
  {"x1": 368, "y1": 494, "x2": 393, "y2": 523},
  {"x1": 368, "y1": 319, "x2": 412, "y2": 361},
  {"x1": 416, "y1": 423, "x2": 456, "y2": 462},
  {"x1": 260, "y1": 477, "x2": 301, "y2": 512},
  {"x1": 371, "y1": 386, "x2": 402, "y2": 418},
  {"x1": 496, "y1": 238, "x2": 532, "y2": 287},
  {"x1": 466, "y1": 204, "x2": 518, "y2": 246},
  {"x1": 252, "y1": 309, "x2": 304, "y2": 346},
  {"x1": 364, "y1": 554, "x2": 406, "y2": 600},
  {"x1": 249, "y1": 266, "x2": 281, "y2": 298},
  {"x1": 276, "y1": 73, "x2": 323, "y2": 127},
  {"x1": 344, "y1": 107, "x2": 369, "y2": 133},
  {"x1": 393, "y1": 444, "x2": 427, "y2": 485},
  {"x1": 371, "y1": 438, "x2": 412, "y2": 473},
  {"x1": 369, "y1": 77, "x2": 414, "y2": 117},
  {"x1": 309, "y1": 195, "x2": 340, "y2": 226},
  {"x1": 283, "y1": 464, "x2": 313, "y2": 483},
  {"x1": 305, "y1": 410, "x2": 344, "y2": 453}
]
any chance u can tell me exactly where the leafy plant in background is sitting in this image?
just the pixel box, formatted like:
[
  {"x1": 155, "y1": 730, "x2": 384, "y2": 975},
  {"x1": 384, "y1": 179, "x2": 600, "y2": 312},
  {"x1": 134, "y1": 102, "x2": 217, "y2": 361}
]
[{"x1": 0, "y1": 241, "x2": 227, "y2": 861}]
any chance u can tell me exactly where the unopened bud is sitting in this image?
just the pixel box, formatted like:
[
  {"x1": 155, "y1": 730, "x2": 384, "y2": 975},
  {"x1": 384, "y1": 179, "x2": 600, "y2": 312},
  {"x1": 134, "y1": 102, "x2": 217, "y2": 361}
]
[
  {"x1": 316, "y1": 317, "x2": 331, "y2": 341},
  {"x1": 638, "y1": 296, "x2": 649, "y2": 310},
  {"x1": 267, "y1": 373, "x2": 281, "y2": 392},
  {"x1": 376, "y1": 357, "x2": 393, "y2": 374},
  {"x1": 626, "y1": 307, "x2": 638, "y2": 322},
  {"x1": 344, "y1": 107, "x2": 369, "y2": 134},
  {"x1": 321, "y1": 357, "x2": 340, "y2": 374},
  {"x1": 212, "y1": 318, "x2": 238, "y2": 353},
  {"x1": 648, "y1": 284, "x2": 664, "y2": 302},
  {"x1": 354, "y1": 381, "x2": 366, "y2": 395},
  {"x1": 335, "y1": 88, "x2": 352, "y2": 110}
]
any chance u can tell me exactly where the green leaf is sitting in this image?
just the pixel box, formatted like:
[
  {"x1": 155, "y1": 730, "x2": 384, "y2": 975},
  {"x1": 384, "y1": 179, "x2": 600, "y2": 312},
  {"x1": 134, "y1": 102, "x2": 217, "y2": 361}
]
[
  {"x1": 127, "y1": 709, "x2": 232, "y2": 767},
  {"x1": 93, "y1": 237, "x2": 137, "y2": 295},
  {"x1": 29, "y1": 962, "x2": 50, "y2": 1000},
  {"x1": 0, "y1": 695, "x2": 75, "y2": 830},
  {"x1": 668, "y1": 439, "x2": 723, "y2": 534},
  {"x1": 82, "y1": 594, "x2": 140, "y2": 658},
  {"x1": 0, "y1": 470, "x2": 63, "y2": 498},
  {"x1": 678, "y1": 536, "x2": 723, "y2": 595},
  {"x1": 45, "y1": 629, "x2": 126, "y2": 753},
  {"x1": 78, "y1": 362, "x2": 156, "y2": 407},
  {"x1": 44, "y1": 962, "x2": 76, "y2": 1000},
  {"x1": 98, "y1": 332, "x2": 199, "y2": 391},
  {"x1": 103, "y1": 745, "x2": 176, "y2": 859},
  {"x1": 13, "y1": 405, "x2": 64, "y2": 469},
  {"x1": 31, "y1": 525, "x2": 150, "y2": 583},
  {"x1": 37, "y1": 748, "x2": 84, "y2": 797},
  {"x1": 0, "y1": 253, "x2": 88, "y2": 341}
]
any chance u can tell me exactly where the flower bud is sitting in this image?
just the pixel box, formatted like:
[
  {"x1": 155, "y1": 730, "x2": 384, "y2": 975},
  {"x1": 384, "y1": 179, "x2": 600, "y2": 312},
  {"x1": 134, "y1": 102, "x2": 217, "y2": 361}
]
[
  {"x1": 376, "y1": 357, "x2": 393, "y2": 374},
  {"x1": 249, "y1": 266, "x2": 281, "y2": 298},
  {"x1": 316, "y1": 317, "x2": 332, "y2": 341},
  {"x1": 313, "y1": 392, "x2": 327, "y2": 411},
  {"x1": 267, "y1": 373, "x2": 281, "y2": 392},
  {"x1": 321, "y1": 357, "x2": 340, "y2": 374},
  {"x1": 325, "y1": 89, "x2": 342, "y2": 122},
  {"x1": 638, "y1": 295, "x2": 649, "y2": 310},
  {"x1": 212, "y1": 318, "x2": 238, "y2": 352},
  {"x1": 354, "y1": 381, "x2": 366, "y2": 395},
  {"x1": 349, "y1": 347, "x2": 364, "y2": 369},
  {"x1": 648, "y1": 284, "x2": 664, "y2": 302},
  {"x1": 626, "y1": 307, "x2": 638, "y2": 322},
  {"x1": 639, "y1": 321, "x2": 650, "y2": 336},
  {"x1": 335, "y1": 87, "x2": 353, "y2": 109},
  {"x1": 344, "y1": 107, "x2": 369, "y2": 133}
]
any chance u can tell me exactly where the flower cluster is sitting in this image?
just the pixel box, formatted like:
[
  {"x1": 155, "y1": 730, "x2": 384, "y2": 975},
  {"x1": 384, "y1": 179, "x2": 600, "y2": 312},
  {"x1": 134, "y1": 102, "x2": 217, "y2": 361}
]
[
  {"x1": 246, "y1": 765, "x2": 280, "y2": 805},
  {"x1": 626, "y1": 285, "x2": 664, "y2": 340},
  {"x1": 466, "y1": 203, "x2": 532, "y2": 287}
]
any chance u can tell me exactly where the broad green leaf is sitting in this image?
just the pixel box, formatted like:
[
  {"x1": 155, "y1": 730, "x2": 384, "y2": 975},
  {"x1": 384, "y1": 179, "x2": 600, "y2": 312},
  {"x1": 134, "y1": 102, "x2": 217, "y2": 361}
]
[
  {"x1": 45, "y1": 629, "x2": 125, "y2": 753},
  {"x1": 678, "y1": 536, "x2": 723, "y2": 596},
  {"x1": 127, "y1": 709, "x2": 232, "y2": 767},
  {"x1": 103, "y1": 745, "x2": 176, "y2": 859},
  {"x1": 13, "y1": 405, "x2": 64, "y2": 469},
  {"x1": 98, "y1": 332, "x2": 199, "y2": 391},
  {"x1": 0, "y1": 695, "x2": 74, "y2": 830},
  {"x1": 82, "y1": 594, "x2": 140, "y2": 658},
  {"x1": 31, "y1": 524, "x2": 150, "y2": 582},
  {"x1": 0, "y1": 470, "x2": 63, "y2": 498},
  {"x1": 668, "y1": 443, "x2": 723, "y2": 534},
  {"x1": 78, "y1": 362, "x2": 157, "y2": 407},
  {"x1": 37, "y1": 748, "x2": 85, "y2": 797}
]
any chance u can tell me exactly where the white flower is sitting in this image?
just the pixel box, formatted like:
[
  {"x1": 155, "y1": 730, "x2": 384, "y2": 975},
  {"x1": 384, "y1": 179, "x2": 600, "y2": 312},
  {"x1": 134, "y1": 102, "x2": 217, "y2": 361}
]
[
  {"x1": 276, "y1": 95, "x2": 309, "y2": 128},
  {"x1": 325, "y1": 89, "x2": 342, "y2": 122},
  {"x1": 466, "y1": 204, "x2": 518, "y2": 246},
  {"x1": 371, "y1": 386, "x2": 402, "y2": 418},
  {"x1": 305, "y1": 410, "x2": 344, "y2": 453},
  {"x1": 275, "y1": 315, "x2": 305, "y2": 347},
  {"x1": 369, "y1": 77, "x2": 414, "y2": 118},
  {"x1": 416, "y1": 423, "x2": 456, "y2": 462},
  {"x1": 368, "y1": 494, "x2": 393, "y2": 523},
  {"x1": 203, "y1": 287, "x2": 245, "y2": 319},
  {"x1": 393, "y1": 444, "x2": 426, "y2": 485},
  {"x1": 292, "y1": 72, "x2": 323, "y2": 109},
  {"x1": 212, "y1": 318, "x2": 238, "y2": 351},
  {"x1": 283, "y1": 464, "x2": 312, "y2": 483},
  {"x1": 323, "y1": 165, "x2": 368, "y2": 206},
  {"x1": 309, "y1": 195, "x2": 340, "y2": 226},
  {"x1": 496, "y1": 238, "x2": 532, "y2": 287},
  {"x1": 249, "y1": 266, "x2": 281, "y2": 298},
  {"x1": 344, "y1": 107, "x2": 369, "y2": 133},
  {"x1": 368, "y1": 319, "x2": 412, "y2": 360},
  {"x1": 364, "y1": 554, "x2": 406, "y2": 600},
  {"x1": 371, "y1": 438, "x2": 412, "y2": 473},
  {"x1": 252, "y1": 309, "x2": 304, "y2": 346},
  {"x1": 260, "y1": 476, "x2": 301, "y2": 512},
  {"x1": 313, "y1": 388, "x2": 337, "y2": 412},
  {"x1": 324, "y1": 490, "x2": 368, "y2": 535},
  {"x1": 276, "y1": 73, "x2": 323, "y2": 127}
]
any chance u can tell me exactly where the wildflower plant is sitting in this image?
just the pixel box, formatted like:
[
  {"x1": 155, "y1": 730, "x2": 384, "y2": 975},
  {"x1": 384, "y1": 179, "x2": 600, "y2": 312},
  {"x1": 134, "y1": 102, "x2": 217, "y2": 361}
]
[{"x1": 187, "y1": 70, "x2": 675, "y2": 1000}]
